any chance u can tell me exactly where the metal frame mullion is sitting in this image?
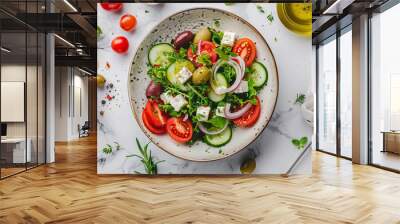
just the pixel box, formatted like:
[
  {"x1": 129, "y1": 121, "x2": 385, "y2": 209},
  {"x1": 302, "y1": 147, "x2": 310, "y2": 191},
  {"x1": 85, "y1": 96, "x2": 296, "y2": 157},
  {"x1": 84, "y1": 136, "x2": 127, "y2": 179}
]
[{"x1": 336, "y1": 30, "x2": 341, "y2": 157}]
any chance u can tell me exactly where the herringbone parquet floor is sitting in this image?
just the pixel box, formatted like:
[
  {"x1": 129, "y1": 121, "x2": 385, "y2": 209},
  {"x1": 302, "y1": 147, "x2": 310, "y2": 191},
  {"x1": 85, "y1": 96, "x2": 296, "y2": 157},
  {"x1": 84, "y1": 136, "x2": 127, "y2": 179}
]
[{"x1": 1, "y1": 135, "x2": 400, "y2": 224}]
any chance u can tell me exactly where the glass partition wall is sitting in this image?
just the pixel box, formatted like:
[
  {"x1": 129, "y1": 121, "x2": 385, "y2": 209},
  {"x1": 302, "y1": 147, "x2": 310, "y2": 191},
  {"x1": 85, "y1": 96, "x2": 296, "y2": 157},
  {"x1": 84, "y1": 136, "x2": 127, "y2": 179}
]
[
  {"x1": 316, "y1": 26, "x2": 353, "y2": 159},
  {"x1": 0, "y1": 1, "x2": 46, "y2": 179},
  {"x1": 370, "y1": 3, "x2": 400, "y2": 172}
]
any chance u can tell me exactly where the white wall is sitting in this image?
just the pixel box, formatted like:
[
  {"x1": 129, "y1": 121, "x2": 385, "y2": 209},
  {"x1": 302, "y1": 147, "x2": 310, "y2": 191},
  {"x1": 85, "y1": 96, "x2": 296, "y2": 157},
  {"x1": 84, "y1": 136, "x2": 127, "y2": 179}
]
[{"x1": 54, "y1": 67, "x2": 89, "y2": 141}]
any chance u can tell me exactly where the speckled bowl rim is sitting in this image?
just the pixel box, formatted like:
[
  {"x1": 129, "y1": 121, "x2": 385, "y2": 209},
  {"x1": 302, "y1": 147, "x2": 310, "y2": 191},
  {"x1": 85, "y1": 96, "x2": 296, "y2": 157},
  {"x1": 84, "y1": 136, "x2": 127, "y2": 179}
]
[{"x1": 128, "y1": 7, "x2": 279, "y2": 162}]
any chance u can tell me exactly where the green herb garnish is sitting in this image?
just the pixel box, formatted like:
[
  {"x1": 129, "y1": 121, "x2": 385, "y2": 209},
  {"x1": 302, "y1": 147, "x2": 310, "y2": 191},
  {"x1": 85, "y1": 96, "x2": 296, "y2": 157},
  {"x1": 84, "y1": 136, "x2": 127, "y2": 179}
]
[
  {"x1": 267, "y1": 13, "x2": 274, "y2": 23},
  {"x1": 295, "y1": 94, "x2": 306, "y2": 105},
  {"x1": 126, "y1": 138, "x2": 164, "y2": 175},
  {"x1": 256, "y1": 5, "x2": 265, "y2": 13},
  {"x1": 292, "y1": 137, "x2": 308, "y2": 150},
  {"x1": 97, "y1": 26, "x2": 102, "y2": 38},
  {"x1": 102, "y1": 144, "x2": 113, "y2": 154}
]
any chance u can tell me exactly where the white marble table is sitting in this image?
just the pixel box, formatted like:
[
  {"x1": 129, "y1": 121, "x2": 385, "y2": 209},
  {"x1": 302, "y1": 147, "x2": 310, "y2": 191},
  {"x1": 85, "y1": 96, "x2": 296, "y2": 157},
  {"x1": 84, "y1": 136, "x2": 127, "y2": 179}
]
[{"x1": 97, "y1": 3, "x2": 313, "y2": 174}]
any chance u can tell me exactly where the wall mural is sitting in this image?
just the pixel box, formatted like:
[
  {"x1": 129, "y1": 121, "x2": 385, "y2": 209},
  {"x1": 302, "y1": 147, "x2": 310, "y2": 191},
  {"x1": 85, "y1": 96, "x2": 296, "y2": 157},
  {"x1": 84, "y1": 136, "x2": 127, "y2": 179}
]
[{"x1": 97, "y1": 3, "x2": 313, "y2": 175}]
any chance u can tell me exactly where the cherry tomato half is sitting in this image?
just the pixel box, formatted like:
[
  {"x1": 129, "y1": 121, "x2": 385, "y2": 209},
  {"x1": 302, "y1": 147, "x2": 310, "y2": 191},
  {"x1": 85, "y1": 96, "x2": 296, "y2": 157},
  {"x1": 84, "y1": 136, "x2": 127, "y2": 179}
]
[
  {"x1": 232, "y1": 38, "x2": 256, "y2": 67},
  {"x1": 144, "y1": 100, "x2": 168, "y2": 128},
  {"x1": 142, "y1": 111, "x2": 166, "y2": 135},
  {"x1": 187, "y1": 40, "x2": 217, "y2": 67},
  {"x1": 100, "y1": 3, "x2": 123, "y2": 11},
  {"x1": 166, "y1": 117, "x2": 193, "y2": 143},
  {"x1": 233, "y1": 97, "x2": 261, "y2": 128},
  {"x1": 111, "y1": 36, "x2": 129, "y2": 53},
  {"x1": 120, "y1": 14, "x2": 137, "y2": 31}
]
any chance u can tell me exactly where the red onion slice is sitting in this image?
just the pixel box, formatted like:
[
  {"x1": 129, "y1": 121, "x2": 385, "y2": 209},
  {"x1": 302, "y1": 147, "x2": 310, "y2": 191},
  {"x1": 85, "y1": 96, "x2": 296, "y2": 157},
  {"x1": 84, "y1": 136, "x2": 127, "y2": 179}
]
[
  {"x1": 183, "y1": 114, "x2": 189, "y2": 121},
  {"x1": 224, "y1": 103, "x2": 252, "y2": 120},
  {"x1": 232, "y1": 56, "x2": 245, "y2": 74},
  {"x1": 211, "y1": 59, "x2": 244, "y2": 95},
  {"x1": 198, "y1": 121, "x2": 229, "y2": 135}
]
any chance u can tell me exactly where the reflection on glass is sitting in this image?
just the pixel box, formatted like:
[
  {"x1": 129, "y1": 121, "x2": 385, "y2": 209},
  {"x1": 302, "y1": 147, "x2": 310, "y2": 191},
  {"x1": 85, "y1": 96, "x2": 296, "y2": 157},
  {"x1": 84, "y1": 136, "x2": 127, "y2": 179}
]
[
  {"x1": 340, "y1": 29, "x2": 352, "y2": 158},
  {"x1": 1, "y1": 31, "x2": 27, "y2": 177},
  {"x1": 371, "y1": 4, "x2": 400, "y2": 171},
  {"x1": 318, "y1": 37, "x2": 337, "y2": 154},
  {"x1": 27, "y1": 31, "x2": 38, "y2": 169}
]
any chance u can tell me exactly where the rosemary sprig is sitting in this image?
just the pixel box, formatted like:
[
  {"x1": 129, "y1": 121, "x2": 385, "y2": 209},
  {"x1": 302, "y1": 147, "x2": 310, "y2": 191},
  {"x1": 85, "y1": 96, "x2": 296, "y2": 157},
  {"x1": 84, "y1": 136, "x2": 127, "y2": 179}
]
[{"x1": 126, "y1": 138, "x2": 164, "y2": 175}]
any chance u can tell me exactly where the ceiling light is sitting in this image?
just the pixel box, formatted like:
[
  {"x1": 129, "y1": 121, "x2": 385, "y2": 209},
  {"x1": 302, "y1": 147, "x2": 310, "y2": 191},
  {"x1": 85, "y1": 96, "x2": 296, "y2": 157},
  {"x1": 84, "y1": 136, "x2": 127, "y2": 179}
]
[
  {"x1": 54, "y1": 34, "x2": 75, "y2": 48},
  {"x1": 78, "y1": 67, "x2": 93, "y2": 76},
  {"x1": 63, "y1": 0, "x2": 78, "y2": 12},
  {"x1": 322, "y1": 0, "x2": 355, "y2": 15},
  {"x1": 1, "y1": 47, "x2": 11, "y2": 53}
]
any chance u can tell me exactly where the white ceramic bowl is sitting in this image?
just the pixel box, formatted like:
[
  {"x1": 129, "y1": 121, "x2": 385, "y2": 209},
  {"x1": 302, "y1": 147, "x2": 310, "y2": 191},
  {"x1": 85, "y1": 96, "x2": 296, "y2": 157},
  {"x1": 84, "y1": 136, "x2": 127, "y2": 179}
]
[{"x1": 128, "y1": 8, "x2": 279, "y2": 161}]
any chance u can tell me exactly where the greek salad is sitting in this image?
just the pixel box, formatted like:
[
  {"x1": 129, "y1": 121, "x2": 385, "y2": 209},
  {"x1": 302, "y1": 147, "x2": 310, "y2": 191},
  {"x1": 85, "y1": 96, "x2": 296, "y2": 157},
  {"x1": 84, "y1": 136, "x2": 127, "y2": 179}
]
[{"x1": 143, "y1": 26, "x2": 268, "y2": 147}]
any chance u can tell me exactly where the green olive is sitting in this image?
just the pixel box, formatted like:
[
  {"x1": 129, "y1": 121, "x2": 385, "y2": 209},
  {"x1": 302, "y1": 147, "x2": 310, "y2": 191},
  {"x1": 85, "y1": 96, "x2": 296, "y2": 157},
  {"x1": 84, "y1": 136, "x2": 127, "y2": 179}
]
[
  {"x1": 97, "y1": 74, "x2": 106, "y2": 88},
  {"x1": 192, "y1": 67, "x2": 211, "y2": 85},
  {"x1": 193, "y1": 27, "x2": 211, "y2": 44},
  {"x1": 240, "y1": 158, "x2": 256, "y2": 174}
]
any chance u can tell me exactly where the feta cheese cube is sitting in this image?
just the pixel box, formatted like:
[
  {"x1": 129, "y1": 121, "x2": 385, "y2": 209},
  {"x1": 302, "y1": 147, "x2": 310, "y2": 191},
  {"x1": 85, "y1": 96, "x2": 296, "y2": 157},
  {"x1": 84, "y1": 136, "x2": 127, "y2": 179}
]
[
  {"x1": 170, "y1": 94, "x2": 187, "y2": 112},
  {"x1": 233, "y1": 81, "x2": 248, "y2": 93},
  {"x1": 214, "y1": 86, "x2": 227, "y2": 95},
  {"x1": 160, "y1": 92, "x2": 174, "y2": 104},
  {"x1": 221, "y1": 31, "x2": 236, "y2": 47},
  {"x1": 196, "y1": 106, "x2": 211, "y2": 121},
  {"x1": 215, "y1": 106, "x2": 226, "y2": 118},
  {"x1": 176, "y1": 67, "x2": 193, "y2": 84}
]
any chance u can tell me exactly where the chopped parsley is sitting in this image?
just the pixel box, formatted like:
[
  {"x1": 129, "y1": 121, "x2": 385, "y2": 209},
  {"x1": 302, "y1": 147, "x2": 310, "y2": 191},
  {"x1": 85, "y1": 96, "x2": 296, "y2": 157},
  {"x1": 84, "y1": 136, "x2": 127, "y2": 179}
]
[
  {"x1": 295, "y1": 94, "x2": 306, "y2": 105},
  {"x1": 292, "y1": 137, "x2": 308, "y2": 150}
]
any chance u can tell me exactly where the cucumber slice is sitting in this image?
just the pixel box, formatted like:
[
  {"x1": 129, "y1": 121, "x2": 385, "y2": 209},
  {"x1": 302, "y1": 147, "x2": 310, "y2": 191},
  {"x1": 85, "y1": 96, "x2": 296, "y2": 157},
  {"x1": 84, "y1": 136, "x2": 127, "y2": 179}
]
[
  {"x1": 214, "y1": 73, "x2": 228, "y2": 87},
  {"x1": 167, "y1": 61, "x2": 193, "y2": 91},
  {"x1": 211, "y1": 72, "x2": 228, "y2": 93},
  {"x1": 204, "y1": 126, "x2": 232, "y2": 147},
  {"x1": 208, "y1": 88, "x2": 225, "y2": 102},
  {"x1": 148, "y1": 43, "x2": 174, "y2": 66},
  {"x1": 248, "y1": 62, "x2": 268, "y2": 88}
]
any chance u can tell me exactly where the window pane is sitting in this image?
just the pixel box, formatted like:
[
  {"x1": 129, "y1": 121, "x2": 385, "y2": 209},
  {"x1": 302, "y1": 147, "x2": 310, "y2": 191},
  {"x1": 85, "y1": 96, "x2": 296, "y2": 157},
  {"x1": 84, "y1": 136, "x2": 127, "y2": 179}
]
[
  {"x1": 318, "y1": 37, "x2": 337, "y2": 154},
  {"x1": 371, "y1": 3, "x2": 400, "y2": 171},
  {"x1": 340, "y1": 29, "x2": 352, "y2": 158}
]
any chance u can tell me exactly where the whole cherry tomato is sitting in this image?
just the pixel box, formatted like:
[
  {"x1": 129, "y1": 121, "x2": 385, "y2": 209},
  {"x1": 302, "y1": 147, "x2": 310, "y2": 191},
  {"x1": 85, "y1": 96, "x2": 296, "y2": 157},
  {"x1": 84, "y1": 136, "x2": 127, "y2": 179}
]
[
  {"x1": 120, "y1": 14, "x2": 137, "y2": 31},
  {"x1": 100, "y1": 3, "x2": 123, "y2": 11},
  {"x1": 111, "y1": 36, "x2": 129, "y2": 53}
]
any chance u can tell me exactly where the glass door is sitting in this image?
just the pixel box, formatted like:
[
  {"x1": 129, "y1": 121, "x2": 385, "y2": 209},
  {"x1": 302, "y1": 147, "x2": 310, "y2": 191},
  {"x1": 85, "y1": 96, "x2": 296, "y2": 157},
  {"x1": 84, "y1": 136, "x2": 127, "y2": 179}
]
[
  {"x1": 339, "y1": 27, "x2": 352, "y2": 159},
  {"x1": 317, "y1": 36, "x2": 337, "y2": 155},
  {"x1": 370, "y1": 3, "x2": 400, "y2": 172}
]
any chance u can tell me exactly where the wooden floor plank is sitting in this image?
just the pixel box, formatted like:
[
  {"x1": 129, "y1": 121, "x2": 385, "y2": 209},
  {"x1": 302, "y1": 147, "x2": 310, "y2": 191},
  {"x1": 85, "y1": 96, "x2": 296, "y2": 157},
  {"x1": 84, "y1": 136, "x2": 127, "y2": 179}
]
[{"x1": 0, "y1": 135, "x2": 400, "y2": 223}]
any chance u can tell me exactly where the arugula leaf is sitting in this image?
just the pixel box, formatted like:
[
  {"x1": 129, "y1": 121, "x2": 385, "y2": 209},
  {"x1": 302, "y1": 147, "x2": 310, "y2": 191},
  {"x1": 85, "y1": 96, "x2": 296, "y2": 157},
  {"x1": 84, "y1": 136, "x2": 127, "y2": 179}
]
[
  {"x1": 206, "y1": 116, "x2": 227, "y2": 129},
  {"x1": 247, "y1": 79, "x2": 257, "y2": 105},
  {"x1": 291, "y1": 136, "x2": 308, "y2": 150},
  {"x1": 295, "y1": 94, "x2": 306, "y2": 105},
  {"x1": 215, "y1": 45, "x2": 236, "y2": 61},
  {"x1": 97, "y1": 26, "x2": 102, "y2": 38},
  {"x1": 164, "y1": 48, "x2": 186, "y2": 63},
  {"x1": 217, "y1": 63, "x2": 236, "y2": 84},
  {"x1": 197, "y1": 53, "x2": 212, "y2": 67},
  {"x1": 208, "y1": 27, "x2": 224, "y2": 45}
]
